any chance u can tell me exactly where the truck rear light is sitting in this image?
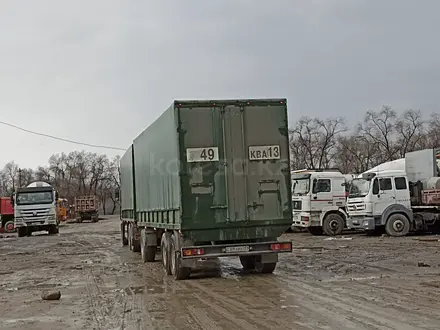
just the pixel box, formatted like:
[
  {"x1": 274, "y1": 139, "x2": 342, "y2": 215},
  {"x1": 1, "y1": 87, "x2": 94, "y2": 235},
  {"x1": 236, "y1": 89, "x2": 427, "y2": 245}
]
[
  {"x1": 301, "y1": 216, "x2": 309, "y2": 222},
  {"x1": 182, "y1": 248, "x2": 205, "y2": 256},
  {"x1": 270, "y1": 242, "x2": 292, "y2": 251}
]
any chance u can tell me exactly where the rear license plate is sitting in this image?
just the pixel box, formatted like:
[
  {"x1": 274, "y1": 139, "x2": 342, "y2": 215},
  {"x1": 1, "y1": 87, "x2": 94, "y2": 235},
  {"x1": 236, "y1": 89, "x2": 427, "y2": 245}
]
[{"x1": 225, "y1": 246, "x2": 250, "y2": 253}]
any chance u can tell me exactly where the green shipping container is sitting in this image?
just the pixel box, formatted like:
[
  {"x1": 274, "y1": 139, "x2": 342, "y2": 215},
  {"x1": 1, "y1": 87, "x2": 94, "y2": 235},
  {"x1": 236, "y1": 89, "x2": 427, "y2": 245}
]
[{"x1": 119, "y1": 99, "x2": 293, "y2": 279}]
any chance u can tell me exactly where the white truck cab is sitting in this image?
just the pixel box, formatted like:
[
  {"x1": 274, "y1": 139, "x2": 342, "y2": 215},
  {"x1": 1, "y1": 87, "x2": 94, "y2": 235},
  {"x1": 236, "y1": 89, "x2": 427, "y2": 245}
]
[
  {"x1": 346, "y1": 170, "x2": 412, "y2": 235},
  {"x1": 13, "y1": 181, "x2": 59, "y2": 237},
  {"x1": 291, "y1": 169, "x2": 351, "y2": 236}
]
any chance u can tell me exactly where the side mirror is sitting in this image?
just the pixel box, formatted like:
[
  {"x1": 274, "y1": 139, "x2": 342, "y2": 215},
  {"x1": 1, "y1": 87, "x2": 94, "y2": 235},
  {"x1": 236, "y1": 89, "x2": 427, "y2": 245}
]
[
  {"x1": 115, "y1": 189, "x2": 120, "y2": 201},
  {"x1": 10, "y1": 194, "x2": 14, "y2": 204},
  {"x1": 55, "y1": 191, "x2": 59, "y2": 200}
]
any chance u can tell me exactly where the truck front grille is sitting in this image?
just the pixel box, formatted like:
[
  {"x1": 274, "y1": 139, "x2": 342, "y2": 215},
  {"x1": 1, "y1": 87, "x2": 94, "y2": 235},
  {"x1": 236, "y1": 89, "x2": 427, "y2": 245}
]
[{"x1": 20, "y1": 209, "x2": 50, "y2": 221}]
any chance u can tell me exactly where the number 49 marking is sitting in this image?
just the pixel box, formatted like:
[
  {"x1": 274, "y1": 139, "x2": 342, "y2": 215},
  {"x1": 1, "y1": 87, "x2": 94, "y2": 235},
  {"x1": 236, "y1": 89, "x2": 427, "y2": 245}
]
[{"x1": 187, "y1": 147, "x2": 219, "y2": 162}]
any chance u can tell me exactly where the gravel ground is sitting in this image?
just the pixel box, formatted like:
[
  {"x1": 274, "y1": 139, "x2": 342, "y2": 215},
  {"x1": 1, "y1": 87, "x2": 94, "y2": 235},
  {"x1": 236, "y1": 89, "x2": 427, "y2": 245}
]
[{"x1": 1, "y1": 216, "x2": 440, "y2": 330}]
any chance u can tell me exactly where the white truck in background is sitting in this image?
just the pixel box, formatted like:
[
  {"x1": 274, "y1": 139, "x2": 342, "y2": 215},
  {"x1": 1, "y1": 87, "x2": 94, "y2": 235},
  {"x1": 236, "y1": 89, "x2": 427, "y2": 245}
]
[
  {"x1": 291, "y1": 169, "x2": 354, "y2": 236},
  {"x1": 13, "y1": 181, "x2": 60, "y2": 237},
  {"x1": 346, "y1": 148, "x2": 440, "y2": 236}
]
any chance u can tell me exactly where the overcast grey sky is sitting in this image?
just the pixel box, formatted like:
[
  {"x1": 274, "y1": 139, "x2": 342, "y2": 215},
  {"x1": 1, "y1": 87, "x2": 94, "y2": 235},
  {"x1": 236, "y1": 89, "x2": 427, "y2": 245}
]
[{"x1": 0, "y1": 0, "x2": 439, "y2": 169}]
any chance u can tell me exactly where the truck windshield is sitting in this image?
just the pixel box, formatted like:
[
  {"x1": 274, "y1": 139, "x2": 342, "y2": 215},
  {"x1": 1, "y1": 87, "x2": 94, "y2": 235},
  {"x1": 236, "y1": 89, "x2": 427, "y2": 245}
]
[
  {"x1": 16, "y1": 191, "x2": 53, "y2": 205},
  {"x1": 349, "y1": 179, "x2": 371, "y2": 198},
  {"x1": 292, "y1": 178, "x2": 310, "y2": 195}
]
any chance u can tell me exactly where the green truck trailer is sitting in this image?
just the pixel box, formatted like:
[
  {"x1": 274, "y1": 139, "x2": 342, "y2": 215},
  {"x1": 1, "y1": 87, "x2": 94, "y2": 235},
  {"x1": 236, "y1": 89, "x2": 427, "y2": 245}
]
[{"x1": 119, "y1": 99, "x2": 293, "y2": 280}]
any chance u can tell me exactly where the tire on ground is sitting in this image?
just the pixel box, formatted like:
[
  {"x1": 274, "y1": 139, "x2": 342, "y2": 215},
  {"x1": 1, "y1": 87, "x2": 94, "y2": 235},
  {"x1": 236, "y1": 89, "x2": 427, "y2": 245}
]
[
  {"x1": 17, "y1": 227, "x2": 26, "y2": 237},
  {"x1": 322, "y1": 213, "x2": 345, "y2": 236},
  {"x1": 3, "y1": 220, "x2": 15, "y2": 233},
  {"x1": 161, "y1": 232, "x2": 172, "y2": 275},
  {"x1": 385, "y1": 213, "x2": 410, "y2": 237},
  {"x1": 131, "y1": 223, "x2": 141, "y2": 253},
  {"x1": 140, "y1": 229, "x2": 156, "y2": 262},
  {"x1": 254, "y1": 255, "x2": 277, "y2": 274},
  {"x1": 120, "y1": 222, "x2": 128, "y2": 246},
  {"x1": 239, "y1": 256, "x2": 256, "y2": 270},
  {"x1": 170, "y1": 233, "x2": 190, "y2": 280}
]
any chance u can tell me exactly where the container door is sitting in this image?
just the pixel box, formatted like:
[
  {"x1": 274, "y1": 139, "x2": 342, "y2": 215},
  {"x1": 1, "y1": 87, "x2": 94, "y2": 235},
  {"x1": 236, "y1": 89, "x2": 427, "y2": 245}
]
[
  {"x1": 222, "y1": 106, "x2": 248, "y2": 222},
  {"x1": 371, "y1": 177, "x2": 396, "y2": 215},
  {"x1": 180, "y1": 106, "x2": 228, "y2": 228},
  {"x1": 222, "y1": 103, "x2": 290, "y2": 223}
]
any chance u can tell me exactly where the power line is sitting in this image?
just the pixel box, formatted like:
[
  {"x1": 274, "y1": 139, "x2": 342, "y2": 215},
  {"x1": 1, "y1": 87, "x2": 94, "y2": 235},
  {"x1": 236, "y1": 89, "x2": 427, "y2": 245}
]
[{"x1": 0, "y1": 120, "x2": 126, "y2": 151}]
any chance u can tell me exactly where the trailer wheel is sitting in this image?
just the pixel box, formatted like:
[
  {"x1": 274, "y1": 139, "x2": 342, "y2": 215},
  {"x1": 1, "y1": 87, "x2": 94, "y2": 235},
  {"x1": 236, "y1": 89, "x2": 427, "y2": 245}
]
[
  {"x1": 129, "y1": 223, "x2": 141, "y2": 252},
  {"x1": 161, "y1": 232, "x2": 172, "y2": 275},
  {"x1": 239, "y1": 256, "x2": 256, "y2": 270},
  {"x1": 170, "y1": 234, "x2": 190, "y2": 280},
  {"x1": 385, "y1": 214, "x2": 410, "y2": 237},
  {"x1": 120, "y1": 222, "x2": 128, "y2": 246},
  {"x1": 255, "y1": 255, "x2": 277, "y2": 274},
  {"x1": 307, "y1": 226, "x2": 323, "y2": 235},
  {"x1": 140, "y1": 229, "x2": 156, "y2": 262},
  {"x1": 128, "y1": 223, "x2": 133, "y2": 250},
  {"x1": 4, "y1": 220, "x2": 15, "y2": 233},
  {"x1": 17, "y1": 227, "x2": 26, "y2": 237},
  {"x1": 322, "y1": 213, "x2": 344, "y2": 236}
]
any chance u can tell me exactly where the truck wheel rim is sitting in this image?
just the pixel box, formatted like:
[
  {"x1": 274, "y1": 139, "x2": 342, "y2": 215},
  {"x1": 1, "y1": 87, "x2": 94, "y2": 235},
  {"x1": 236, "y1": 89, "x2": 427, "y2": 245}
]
[
  {"x1": 6, "y1": 222, "x2": 14, "y2": 232},
  {"x1": 329, "y1": 220, "x2": 339, "y2": 231},
  {"x1": 393, "y1": 220, "x2": 404, "y2": 232}
]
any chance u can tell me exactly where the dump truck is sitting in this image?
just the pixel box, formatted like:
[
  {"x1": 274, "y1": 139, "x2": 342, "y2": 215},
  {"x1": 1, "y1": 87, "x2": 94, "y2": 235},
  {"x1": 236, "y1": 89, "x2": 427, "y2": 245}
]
[
  {"x1": 346, "y1": 148, "x2": 440, "y2": 236},
  {"x1": 118, "y1": 99, "x2": 293, "y2": 280},
  {"x1": 13, "y1": 181, "x2": 59, "y2": 237},
  {"x1": 291, "y1": 169, "x2": 354, "y2": 236},
  {"x1": 74, "y1": 195, "x2": 100, "y2": 222},
  {"x1": 0, "y1": 197, "x2": 15, "y2": 233}
]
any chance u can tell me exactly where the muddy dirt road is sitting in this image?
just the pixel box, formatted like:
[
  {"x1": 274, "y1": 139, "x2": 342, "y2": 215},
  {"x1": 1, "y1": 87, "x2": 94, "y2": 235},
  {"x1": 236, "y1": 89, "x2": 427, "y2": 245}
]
[{"x1": 1, "y1": 217, "x2": 440, "y2": 330}]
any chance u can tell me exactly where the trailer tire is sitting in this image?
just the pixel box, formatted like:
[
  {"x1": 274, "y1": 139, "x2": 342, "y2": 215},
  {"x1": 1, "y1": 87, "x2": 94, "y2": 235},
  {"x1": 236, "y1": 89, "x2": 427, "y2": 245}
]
[
  {"x1": 161, "y1": 232, "x2": 172, "y2": 275},
  {"x1": 140, "y1": 229, "x2": 156, "y2": 262},
  {"x1": 120, "y1": 222, "x2": 128, "y2": 246},
  {"x1": 239, "y1": 256, "x2": 256, "y2": 270},
  {"x1": 255, "y1": 255, "x2": 277, "y2": 274},
  {"x1": 129, "y1": 223, "x2": 141, "y2": 252},
  {"x1": 307, "y1": 226, "x2": 323, "y2": 236},
  {"x1": 322, "y1": 213, "x2": 344, "y2": 236},
  {"x1": 170, "y1": 234, "x2": 190, "y2": 280},
  {"x1": 385, "y1": 214, "x2": 410, "y2": 237}
]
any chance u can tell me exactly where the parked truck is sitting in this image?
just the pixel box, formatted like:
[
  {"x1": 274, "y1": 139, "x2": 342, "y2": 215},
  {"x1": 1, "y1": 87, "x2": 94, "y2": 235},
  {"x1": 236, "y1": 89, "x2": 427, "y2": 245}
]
[
  {"x1": 291, "y1": 169, "x2": 354, "y2": 236},
  {"x1": 74, "y1": 195, "x2": 100, "y2": 223},
  {"x1": 0, "y1": 197, "x2": 15, "y2": 233},
  {"x1": 13, "y1": 181, "x2": 59, "y2": 237},
  {"x1": 346, "y1": 148, "x2": 440, "y2": 236},
  {"x1": 118, "y1": 99, "x2": 293, "y2": 280}
]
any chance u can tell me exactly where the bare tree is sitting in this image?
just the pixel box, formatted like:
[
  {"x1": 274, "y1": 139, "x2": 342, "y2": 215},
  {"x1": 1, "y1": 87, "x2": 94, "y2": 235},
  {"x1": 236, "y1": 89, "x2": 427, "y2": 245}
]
[
  {"x1": 394, "y1": 109, "x2": 426, "y2": 157},
  {"x1": 357, "y1": 106, "x2": 397, "y2": 163},
  {"x1": 290, "y1": 117, "x2": 346, "y2": 170}
]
